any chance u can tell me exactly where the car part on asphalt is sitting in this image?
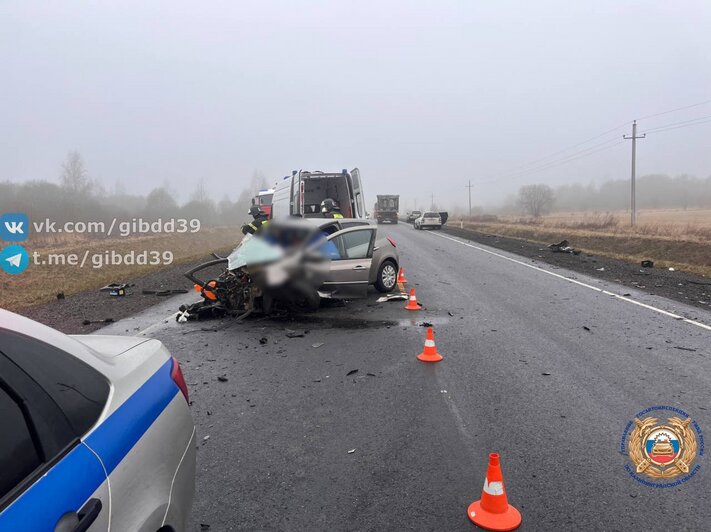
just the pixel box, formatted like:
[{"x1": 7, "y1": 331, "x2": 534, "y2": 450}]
[
  {"x1": 81, "y1": 318, "x2": 114, "y2": 325},
  {"x1": 99, "y1": 282, "x2": 131, "y2": 296},
  {"x1": 142, "y1": 288, "x2": 190, "y2": 296},
  {"x1": 376, "y1": 293, "x2": 408, "y2": 302},
  {"x1": 548, "y1": 239, "x2": 581, "y2": 255}
]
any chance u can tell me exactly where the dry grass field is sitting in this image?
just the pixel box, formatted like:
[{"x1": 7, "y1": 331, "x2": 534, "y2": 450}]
[
  {"x1": 456, "y1": 209, "x2": 711, "y2": 277},
  {"x1": 0, "y1": 227, "x2": 240, "y2": 311}
]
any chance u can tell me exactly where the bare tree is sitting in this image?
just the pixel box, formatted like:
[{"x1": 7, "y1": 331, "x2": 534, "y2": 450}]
[
  {"x1": 60, "y1": 150, "x2": 93, "y2": 194},
  {"x1": 517, "y1": 184, "x2": 555, "y2": 217},
  {"x1": 145, "y1": 187, "x2": 179, "y2": 220},
  {"x1": 191, "y1": 179, "x2": 209, "y2": 202},
  {"x1": 250, "y1": 170, "x2": 268, "y2": 191}
]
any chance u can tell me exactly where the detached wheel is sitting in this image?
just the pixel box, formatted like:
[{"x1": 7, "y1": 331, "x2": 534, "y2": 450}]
[{"x1": 375, "y1": 260, "x2": 398, "y2": 293}]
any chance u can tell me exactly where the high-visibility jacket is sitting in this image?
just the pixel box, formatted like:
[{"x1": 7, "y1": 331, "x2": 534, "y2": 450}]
[{"x1": 242, "y1": 217, "x2": 269, "y2": 235}]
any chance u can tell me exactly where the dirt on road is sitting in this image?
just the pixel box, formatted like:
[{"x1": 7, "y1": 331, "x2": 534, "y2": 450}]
[
  {"x1": 443, "y1": 225, "x2": 711, "y2": 312},
  {"x1": 19, "y1": 255, "x2": 226, "y2": 334}
]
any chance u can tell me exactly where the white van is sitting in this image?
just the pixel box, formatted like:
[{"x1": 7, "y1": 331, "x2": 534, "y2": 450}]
[{"x1": 271, "y1": 169, "x2": 367, "y2": 219}]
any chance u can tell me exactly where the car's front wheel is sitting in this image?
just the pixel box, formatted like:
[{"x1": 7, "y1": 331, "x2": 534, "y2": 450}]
[{"x1": 375, "y1": 260, "x2": 398, "y2": 293}]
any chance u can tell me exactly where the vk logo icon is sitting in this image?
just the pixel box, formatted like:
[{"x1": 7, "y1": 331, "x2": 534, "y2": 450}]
[
  {"x1": 0, "y1": 245, "x2": 30, "y2": 275},
  {"x1": 0, "y1": 213, "x2": 29, "y2": 242}
]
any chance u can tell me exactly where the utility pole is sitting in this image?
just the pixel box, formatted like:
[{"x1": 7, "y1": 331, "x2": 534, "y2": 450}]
[
  {"x1": 465, "y1": 180, "x2": 474, "y2": 217},
  {"x1": 624, "y1": 120, "x2": 646, "y2": 226},
  {"x1": 431, "y1": 192, "x2": 435, "y2": 210}
]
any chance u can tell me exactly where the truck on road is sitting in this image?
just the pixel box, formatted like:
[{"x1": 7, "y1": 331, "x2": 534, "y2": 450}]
[{"x1": 374, "y1": 195, "x2": 399, "y2": 224}]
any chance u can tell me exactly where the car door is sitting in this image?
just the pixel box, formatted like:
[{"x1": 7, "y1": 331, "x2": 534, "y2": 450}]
[
  {"x1": 350, "y1": 168, "x2": 365, "y2": 218},
  {"x1": 0, "y1": 331, "x2": 111, "y2": 531},
  {"x1": 320, "y1": 226, "x2": 376, "y2": 298}
]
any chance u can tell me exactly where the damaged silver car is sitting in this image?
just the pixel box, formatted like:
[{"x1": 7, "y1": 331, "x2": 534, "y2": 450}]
[{"x1": 178, "y1": 218, "x2": 399, "y2": 321}]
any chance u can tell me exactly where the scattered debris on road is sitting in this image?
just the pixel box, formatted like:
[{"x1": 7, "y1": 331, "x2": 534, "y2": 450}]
[
  {"x1": 641, "y1": 260, "x2": 654, "y2": 268},
  {"x1": 542, "y1": 372, "x2": 551, "y2": 376},
  {"x1": 377, "y1": 293, "x2": 408, "y2": 302},
  {"x1": 82, "y1": 318, "x2": 114, "y2": 326},
  {"x1": 217, "y1": 375, "x2": 229, "y2": 382},
  {"x1": 100, "y1": 282, "x2": 132, "y2": 296},
  {"x1": 548, "y1": 239, "x2": 581, "y2": 255},
  {"x1": 286, "y1": 329, "x2": 305, "y2": 338},
  {"x1": 583, "y1": 326, "x2": 591, "y2": 332},
  {"x1": 56, "y1": 292, "x2": 65, "y2": 300},
  {"x1": 259, "y1": 337, "x2": 268, "y2": 344},
  {"x1": 142, "y1": 288, "x2": 189, "y2": 296},
  {"x1": 346, "y1": 369, "x2": 358, "y2": 376},
  {"x1": 347, "y1": 449, "x2": 356, "y2": 454},
  {"x1": 312, "y1": 342, "x2": 324, "y2": 348}
]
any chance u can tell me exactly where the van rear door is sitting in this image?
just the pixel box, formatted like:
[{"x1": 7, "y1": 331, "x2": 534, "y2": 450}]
[{"x1": 351, "y1": 168, "x2": 365, "y2": 218}]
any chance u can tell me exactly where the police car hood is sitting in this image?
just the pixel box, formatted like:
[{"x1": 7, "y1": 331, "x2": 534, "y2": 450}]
[{"x1": 70, "y1": 335, "x2": 152, "y2": 358}]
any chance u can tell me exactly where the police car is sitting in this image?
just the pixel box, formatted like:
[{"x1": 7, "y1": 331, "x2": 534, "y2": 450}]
[{"x1": 0, "y1": 309, "x2": 195, "y2": 531}]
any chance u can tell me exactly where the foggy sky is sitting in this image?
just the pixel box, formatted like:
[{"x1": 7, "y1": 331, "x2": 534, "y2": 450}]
[{"x1": 2, "y1": 1, "x2": 710, "y2": 211}]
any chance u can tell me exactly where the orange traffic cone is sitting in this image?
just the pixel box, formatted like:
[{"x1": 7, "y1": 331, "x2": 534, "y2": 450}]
[
  {"x1": 417, "y1": 327, "x2": 443, "y2": 363},
  {"x1": 397, "y1": 267, "x2": 408, "y2": 284},
  {"x1": 404, "y1": 288, "x2": 421, "y2": 311},
  {"x1": 467, "y1": 453, "x2": 521, "y2": 531}
]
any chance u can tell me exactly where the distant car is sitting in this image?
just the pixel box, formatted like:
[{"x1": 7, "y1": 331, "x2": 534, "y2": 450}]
[
  {"x1": 406, "y1": 210, "x2": 422, "y2": 223},
  {"x1": 414, "y1": 211, "x2": 442, "y2": 230},
  {"x1": 0, "y1": 310, "x2": 195, "y2": 531}
]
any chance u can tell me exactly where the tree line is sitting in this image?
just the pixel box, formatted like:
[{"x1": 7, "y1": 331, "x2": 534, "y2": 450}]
[
  {"x1": 513, "y1": 174, "x2": 711, "y2": 217},
  {"x1": 0, "y1": 151, "x2": 267, "y2": 234}
]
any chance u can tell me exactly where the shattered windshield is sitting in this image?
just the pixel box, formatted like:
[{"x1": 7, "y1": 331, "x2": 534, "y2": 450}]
[{"x1": 227, "y1": 234, "x2": 284, "y2": 270}]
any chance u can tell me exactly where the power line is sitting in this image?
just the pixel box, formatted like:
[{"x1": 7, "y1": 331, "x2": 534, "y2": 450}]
[
  {"x1": 647, "y1": 117, "x2": 711, "y2": 135},
  {"x1": 496, "y1": 122, "x2": 629, "y2": 176},
  {"x1": 479, "y1": 139, "x2": 626, "y2": 185},
  {"x1": 635, "y1": 97, "x2": 711, "y2": 121},
  {"x1": 495, "y1": 137, "x2": 624, "y2": 181},
  {"x1": 641, "y1": 114, "x2": 711, "y2": 134},
  {"x1": 483, "y1": 98, "x2": 711, "y2": 187}
]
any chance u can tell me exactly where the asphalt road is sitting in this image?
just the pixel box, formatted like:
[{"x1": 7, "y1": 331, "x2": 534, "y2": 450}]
[{"x1": 101, "y1": 223, "x2": 711, "y2": 531}]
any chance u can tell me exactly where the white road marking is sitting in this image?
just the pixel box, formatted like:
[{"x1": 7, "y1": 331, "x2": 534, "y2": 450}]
[
  {"x1": 137, "y1": 311, "x2": 180, "y2": 336},
  {"x1": 431, "y1": 231, "x2": 711, "y2": 332}
]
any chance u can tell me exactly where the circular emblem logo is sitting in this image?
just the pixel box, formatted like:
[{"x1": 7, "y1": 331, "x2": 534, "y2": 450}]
[{"x1": 621, "y1": 406, "x2": 704, "y2": 487}]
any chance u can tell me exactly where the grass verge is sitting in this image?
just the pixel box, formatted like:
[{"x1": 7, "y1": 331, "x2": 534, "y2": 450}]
[{"x1": 1, "y1": 227, "x2": 240, "y2": 311}]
